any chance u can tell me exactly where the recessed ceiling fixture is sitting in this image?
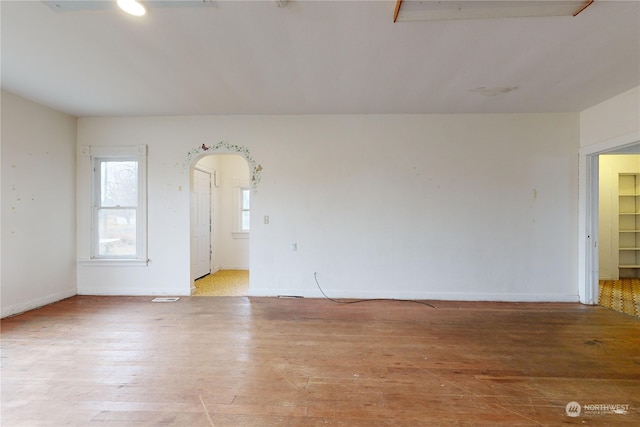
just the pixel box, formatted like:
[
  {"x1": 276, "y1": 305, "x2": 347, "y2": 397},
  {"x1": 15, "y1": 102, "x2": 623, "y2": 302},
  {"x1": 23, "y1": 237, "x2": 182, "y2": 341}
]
[
  {"x1": 394, "y1": 0, "x2": 594, "y2": 22},
  {"x1": 117, "y1": 0, "x2": 147, "y2": 16}
]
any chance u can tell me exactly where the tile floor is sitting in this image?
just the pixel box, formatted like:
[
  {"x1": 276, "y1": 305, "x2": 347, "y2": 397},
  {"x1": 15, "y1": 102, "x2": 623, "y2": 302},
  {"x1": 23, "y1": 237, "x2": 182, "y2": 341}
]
[{"x1": 194, "y1": 270, "x2": 249, "y2": 296}]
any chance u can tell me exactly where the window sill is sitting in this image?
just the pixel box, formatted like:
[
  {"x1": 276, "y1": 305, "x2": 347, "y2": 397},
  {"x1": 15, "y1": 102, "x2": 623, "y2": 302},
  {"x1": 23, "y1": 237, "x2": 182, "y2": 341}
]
[
  {"x1": 232, "y1": 232, "x2": 249, "y2": 239},
  {"x1": 79, "y1": 259, "x2": 149, "y2": 267}
]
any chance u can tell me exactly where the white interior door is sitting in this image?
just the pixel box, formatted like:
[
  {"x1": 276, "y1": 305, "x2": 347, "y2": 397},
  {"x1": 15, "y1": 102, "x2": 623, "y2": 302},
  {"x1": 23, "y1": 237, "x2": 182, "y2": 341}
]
[{"x1": 191, "y1": 169, "x2": 212, "y2": 279}]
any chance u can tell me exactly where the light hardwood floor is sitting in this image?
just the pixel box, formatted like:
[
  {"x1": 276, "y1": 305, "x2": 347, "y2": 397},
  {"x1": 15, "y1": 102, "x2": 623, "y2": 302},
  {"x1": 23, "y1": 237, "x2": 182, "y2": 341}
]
[{"x1": 2, "y1": 296, "x2": 639, "y2": 426}]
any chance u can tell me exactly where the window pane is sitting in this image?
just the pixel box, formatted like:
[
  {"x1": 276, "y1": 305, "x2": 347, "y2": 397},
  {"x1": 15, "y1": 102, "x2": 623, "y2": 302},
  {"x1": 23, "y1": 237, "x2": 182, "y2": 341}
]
[
  {"x1": 242, "y1": 189, "x2": 250, "y2": 210},
  {"x1": 241, "y1": 211, "x2": 250, "y2": 231},
  {"x1": 101, "y1": 161, "x2": 138, "y2": 207},
  {"x1": 97, "y1": 209, "x2": 137, "y2": 256}
]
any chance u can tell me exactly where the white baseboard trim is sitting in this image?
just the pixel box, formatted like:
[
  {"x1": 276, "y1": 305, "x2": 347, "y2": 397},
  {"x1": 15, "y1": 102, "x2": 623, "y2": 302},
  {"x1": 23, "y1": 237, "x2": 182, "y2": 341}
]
[
  {"x1": 1, "y1": 288, "x2": 77, "y2": 318},
  {"x1": 248, "y1": 288, "x2": 581, "y2": 303},
  {"x1": 77, "y1": 287, "x2": 190, "y2": 296},
  {"x1": 220, "y1": 265, "x2": 249, "y2": 271}
]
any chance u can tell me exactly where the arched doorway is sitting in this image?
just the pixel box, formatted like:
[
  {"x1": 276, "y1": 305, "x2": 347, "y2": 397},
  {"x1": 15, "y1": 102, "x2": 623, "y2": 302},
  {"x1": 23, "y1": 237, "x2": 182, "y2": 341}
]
[
  {"x1": 187, "y1": 142, "x2": 262, "y2": 297},
  {"x1": 190, "y1": 154, "x2": 251, "y2": 296}
]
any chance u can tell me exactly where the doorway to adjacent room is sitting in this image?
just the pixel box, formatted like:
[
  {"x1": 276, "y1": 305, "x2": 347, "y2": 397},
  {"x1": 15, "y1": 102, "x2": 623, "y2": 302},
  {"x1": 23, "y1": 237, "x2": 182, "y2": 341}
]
[
  {"x1": 597, "y1": 151, "x2": 640, "y2": 317},
  {"x1": 190, "y1": 154, "x2": 251, "y2": 296}
]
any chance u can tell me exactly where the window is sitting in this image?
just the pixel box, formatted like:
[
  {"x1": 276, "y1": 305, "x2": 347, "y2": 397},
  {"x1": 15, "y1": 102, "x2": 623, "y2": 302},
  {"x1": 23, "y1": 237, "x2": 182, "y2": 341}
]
[
  {"x1": 79, "y1": 145, "x2": 147, "y2": 265},
  {"x1": 241, "y1": 187, "x2": 250, "y2": 231},
  {"x1": 232, "y1": 186, "x2": 250, "y2": 239},
  {"x1": 93, "y1": 159, "x2": 139, "y2": 258}
]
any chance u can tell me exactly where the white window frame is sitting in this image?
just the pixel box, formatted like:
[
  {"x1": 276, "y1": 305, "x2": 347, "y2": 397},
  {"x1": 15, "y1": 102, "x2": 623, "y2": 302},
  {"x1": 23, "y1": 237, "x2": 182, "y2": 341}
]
[
  {"x1": 240, "y1": 187, "x2": 251, "y2": 232},
  {"x1": 232, "y1": 186, "x2": 250, "y2": 239},
  {"x1": 79, "y1": 145, "x2": 148, "y2": 266}
]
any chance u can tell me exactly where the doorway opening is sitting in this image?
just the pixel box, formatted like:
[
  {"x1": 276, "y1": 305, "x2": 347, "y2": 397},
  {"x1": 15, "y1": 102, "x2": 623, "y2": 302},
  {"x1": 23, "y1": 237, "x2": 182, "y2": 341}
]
[
  {"x1": 190, "y1": 154, "x2": 251, "y2": 296},
  {"x1": 581, "y1": 136, "x2": 640, "y2": 311},
  {"x1": 597, "y1": 150, "x2": 640, "y2": 317}
]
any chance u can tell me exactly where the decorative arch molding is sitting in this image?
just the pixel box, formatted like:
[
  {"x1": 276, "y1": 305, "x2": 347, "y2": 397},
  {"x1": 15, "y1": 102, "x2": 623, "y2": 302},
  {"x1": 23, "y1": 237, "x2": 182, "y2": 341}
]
[{"x1": 185, "y1": 141, "x2": 263, "y2": 191}]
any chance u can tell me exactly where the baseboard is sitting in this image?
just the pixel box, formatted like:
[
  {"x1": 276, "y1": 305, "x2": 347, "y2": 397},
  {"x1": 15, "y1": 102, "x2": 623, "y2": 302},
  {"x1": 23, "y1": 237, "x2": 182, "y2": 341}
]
[
  {"x1": 220, "y1": 265, "x2": 249, "y2": 271},
  {"x1": 248, "y1": 288, "x2": 580, "y2": 303},
  {"x1": 77, "y1": 286, "x2": 190, "y2": 296},
  {"x1": 207, "y1": 266, "x2": 248, "y2": 273},
  {"x1": 1, "y1": 288, "x2": 77, "y2": 318}
]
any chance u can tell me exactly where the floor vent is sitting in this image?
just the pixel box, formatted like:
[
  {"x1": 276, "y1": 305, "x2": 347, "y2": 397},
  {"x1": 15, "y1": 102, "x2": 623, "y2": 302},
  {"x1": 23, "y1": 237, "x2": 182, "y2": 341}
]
[{"x1": 151, "y1": 297, "x2": 180, "y2": 303}]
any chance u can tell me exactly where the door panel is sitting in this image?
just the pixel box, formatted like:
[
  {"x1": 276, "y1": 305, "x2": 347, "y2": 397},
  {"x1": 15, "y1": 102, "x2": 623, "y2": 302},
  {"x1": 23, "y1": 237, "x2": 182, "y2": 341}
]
[{"x1": 192, "y1": 169, "x2": 212, "y2": 279}]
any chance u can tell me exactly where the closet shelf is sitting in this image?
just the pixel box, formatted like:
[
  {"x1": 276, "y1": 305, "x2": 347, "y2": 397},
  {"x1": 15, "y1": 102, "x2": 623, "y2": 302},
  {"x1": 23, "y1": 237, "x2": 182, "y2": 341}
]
[{"x1": 617, "y1": 173, "x2": 640, "y2": 279}]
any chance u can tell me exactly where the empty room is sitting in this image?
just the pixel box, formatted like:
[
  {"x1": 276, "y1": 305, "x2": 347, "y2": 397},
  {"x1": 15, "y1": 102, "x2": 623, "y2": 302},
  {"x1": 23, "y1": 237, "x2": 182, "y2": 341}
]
[{"x1": 1, "y1": 0, "x2": 639, "y2": 425}]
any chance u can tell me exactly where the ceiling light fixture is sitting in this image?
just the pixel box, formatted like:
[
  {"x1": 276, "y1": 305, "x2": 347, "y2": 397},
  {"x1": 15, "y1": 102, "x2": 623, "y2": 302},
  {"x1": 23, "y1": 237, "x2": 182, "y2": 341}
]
[
  {"x1": 394, "y1": 1, "x2": 594, "y2": 23},
  {"x1": 117, "y1": 0, "x2": 146, "y2": 16}
]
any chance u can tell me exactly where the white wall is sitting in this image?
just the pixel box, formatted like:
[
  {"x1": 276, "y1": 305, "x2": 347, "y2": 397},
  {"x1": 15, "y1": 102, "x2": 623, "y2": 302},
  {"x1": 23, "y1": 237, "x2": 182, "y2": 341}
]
[
  {"x1": 1, "y1": 91, "x2": 77, "y2": 317},
  {"x1": 195, "y1": 154, "x2": 250, "y2": 272},
  {"x1": 580, "y1": 86, "x2": 640, "y2": 149},
  {"x1": 598, "y1": 155, "x2": 640, "y2": 279},
  {"x1": 77, "y1": 113, "x2": 579, "y2": 301}
]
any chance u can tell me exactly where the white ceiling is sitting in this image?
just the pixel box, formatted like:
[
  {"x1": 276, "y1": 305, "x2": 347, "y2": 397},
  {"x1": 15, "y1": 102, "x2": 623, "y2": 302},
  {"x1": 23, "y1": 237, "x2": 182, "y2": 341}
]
[{"x1": 1, "y1": 0, "x2": 639, "y2": 117}]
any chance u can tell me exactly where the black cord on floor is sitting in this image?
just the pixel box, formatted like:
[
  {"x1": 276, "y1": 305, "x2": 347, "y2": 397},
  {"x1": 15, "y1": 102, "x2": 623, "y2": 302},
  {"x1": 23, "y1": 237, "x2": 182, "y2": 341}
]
[{"x1": 314, "y1": 272, "x2": 436, "y2": 309}]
